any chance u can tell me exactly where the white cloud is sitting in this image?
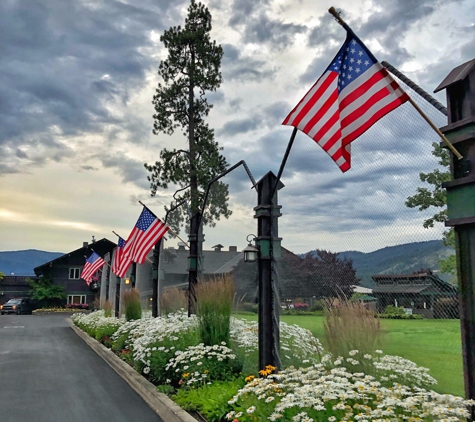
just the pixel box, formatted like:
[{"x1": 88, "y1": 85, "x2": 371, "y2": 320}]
[{"x1": 0, "y1": 0, "x2": 471, "y2": 255}]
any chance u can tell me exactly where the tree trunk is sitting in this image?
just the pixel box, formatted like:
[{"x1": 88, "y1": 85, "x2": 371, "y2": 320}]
[{"x1": 189, "y1": 48, "x2": 198, "y2": 214}]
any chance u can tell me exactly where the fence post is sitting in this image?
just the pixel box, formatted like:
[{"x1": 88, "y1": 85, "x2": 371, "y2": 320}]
[
  {"x1": 436, "y1": 59, "x2": 475, "y2": 404},
  {"x1": 254, "y1": 171, "x2": 283, "y2": 371}
]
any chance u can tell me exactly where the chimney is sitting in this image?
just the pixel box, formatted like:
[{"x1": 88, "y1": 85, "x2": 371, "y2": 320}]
[
  {"x1": 229, "y1": 246, "x2": 237, "y2": 252},
  {"x1": 212, "y1": 244, "x2": 223, "y2": 252},
  {"x1": 83, "y1": 242, "x2": 88, "y2": 248},
  {"x1": 177, "y1": 242, "x2": 186, "y2": 251}
]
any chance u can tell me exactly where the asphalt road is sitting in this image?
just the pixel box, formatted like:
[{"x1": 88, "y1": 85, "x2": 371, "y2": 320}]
[{"x1": 0, "y1": 314, "x2": 163, "y2": 422}]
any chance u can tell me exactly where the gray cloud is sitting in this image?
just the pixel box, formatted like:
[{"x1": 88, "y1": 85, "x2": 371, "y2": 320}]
[
  {"x1": 99, "y1": 153, "x2": 150, "y2": 189},
  {"x1": 0, "y1": 0, "x2": 187, "y2": 175},
  {"x1": 222, "y1": 43, "x2": 276, "y2": 82}
]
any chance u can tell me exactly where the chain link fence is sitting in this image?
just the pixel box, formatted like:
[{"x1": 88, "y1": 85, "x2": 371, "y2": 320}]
[{"x1": 151, "y1": 69, "x2": 463, "y2": 395}]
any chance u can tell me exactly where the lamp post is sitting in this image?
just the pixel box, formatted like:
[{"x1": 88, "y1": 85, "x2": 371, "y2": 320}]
[{"x1": 254, "y1": 171, "x2": 283, "y2": 371}]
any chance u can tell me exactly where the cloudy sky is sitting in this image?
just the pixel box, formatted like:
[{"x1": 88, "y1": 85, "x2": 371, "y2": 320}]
[{"x1": 1, "y1": 0, "x2": 474, "y2": 256}]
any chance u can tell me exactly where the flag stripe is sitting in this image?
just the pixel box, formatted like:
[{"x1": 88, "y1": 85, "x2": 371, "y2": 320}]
[
  {"x1": 123, "y1": 207, "x2": 169, "y2": 265},
  {"x1": 81, "y1": 252, "x2": 105, "y2": 284},
  {"x1": 111, "y1": 237, "x2": 132, "y2": 278}
]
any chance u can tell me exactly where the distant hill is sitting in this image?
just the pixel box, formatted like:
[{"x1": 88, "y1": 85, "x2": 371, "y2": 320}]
[
  {"x1": 305, "y1": 240, "x2": 454, "y2": 288},
  {"x1": 1, "y1": 240, "x2": 454, "y2": 283},
  {"x1": 0, "y1": 249, "x2": 63, "y2": 276}
]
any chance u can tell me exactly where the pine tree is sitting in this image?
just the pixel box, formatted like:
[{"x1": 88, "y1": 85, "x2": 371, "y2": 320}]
[{"x1": 145, "y1": 0, "x2": 231, "y2": 233}]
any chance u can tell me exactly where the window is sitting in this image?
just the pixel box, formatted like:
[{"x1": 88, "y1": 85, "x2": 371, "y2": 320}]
[
  {"x1": 68, "y1": 295, "x2": 86, "y2": 305},
  {"x1": 69, "y1": 268, "x2": 80, "y2": 279}
]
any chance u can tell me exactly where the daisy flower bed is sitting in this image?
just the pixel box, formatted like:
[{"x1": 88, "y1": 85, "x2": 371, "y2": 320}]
[{"x1": 71, "y1": 310, "x2": 473, "y2": 422}]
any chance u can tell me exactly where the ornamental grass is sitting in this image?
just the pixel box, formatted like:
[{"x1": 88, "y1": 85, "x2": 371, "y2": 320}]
[
  {"x1": 122, "y1": 288, "x2": 142, "y2": 321},
  {"x1": 160, "y1": 286, "x2": 188, "y2": 315},
  {"x1": 196, "y1": 275, "x2": 234, "y2": 347},
  {"x1": 324, "y1": 297, "x2": 381, "y2": 358}
]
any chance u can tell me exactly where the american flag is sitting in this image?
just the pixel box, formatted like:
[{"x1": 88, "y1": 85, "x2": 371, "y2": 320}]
[
  {"x1": 111, "y1": 237, "x2": 132, "y2": 278},
  {"x1": 81, "y1": 252, "x2": 106, "y2": 284},
  {"x1": 123, "y1": 207, "x2": 169, "y2": 264},
  {"x1": 283, "y1": 32, "x2": 409, "y2": 172}
]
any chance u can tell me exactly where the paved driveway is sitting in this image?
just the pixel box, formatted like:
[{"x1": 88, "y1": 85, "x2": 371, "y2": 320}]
[{"x1": 0, "y1": 314, "x2": 163, "y2": 422}]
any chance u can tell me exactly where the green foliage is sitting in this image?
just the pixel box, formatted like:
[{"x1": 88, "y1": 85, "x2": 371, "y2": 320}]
[
  {"x1": 94, "y1": 323, "x2": 120, "y2": 343},
  {"x1": 379, "y1": 313, "x2": 423, "y2": 319},
  {"x1": 122, "y1": 289, "x2": 142, "y2": 321},
  {"x1": 383, "y1": 305, "x2": 406, "y2": 315},
  {"x1": 140, "y1": 328, "x2": 201, "y2": 385},
  {"x1": 382, "y1": 305, "x2": 423, "y2": 319},
  {"x1": 405, "y1": 142, "x2": 451, "y2": 229},
  {"x1": 156, "y1": 384, "x2": 175, "y2": 395},
  {"x1": 145, "y1": 0, "x2": 230, "y2": 230},
  {"x1": 196, "y1": 276, "x2": 234, "y2": 346},
  {"x1": 27, "y1": 274, "x2": 66, "y2": 306},
  {"x1": 0, "y1": 271, "x2": 4, "y2": 284},
  {"x1": 405, "y1": 142, "x2": 457, "y2": 279},
  {"x1": 173, "y1": 378, "x2": 245, "y2": 422}
]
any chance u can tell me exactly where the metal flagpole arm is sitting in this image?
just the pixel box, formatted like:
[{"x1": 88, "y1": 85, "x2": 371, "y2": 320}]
[
  {"x1": 138, "y1": 200, "x2": 190, "y2": 248},
  {"x1": 328, "y1": 6, "x2": 463, "y2": 161}
]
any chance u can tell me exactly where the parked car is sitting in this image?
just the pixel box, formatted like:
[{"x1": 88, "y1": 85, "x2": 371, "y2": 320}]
[{"x1": 0, "y1": 298, "x2": 38, "y2": 315}]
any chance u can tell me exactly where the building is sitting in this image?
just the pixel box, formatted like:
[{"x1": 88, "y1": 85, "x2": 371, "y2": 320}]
[
  {"x1": 371, "y1": 272, "x2": 459, "y2": 318},
  {"x1": 0, "y1": 275, "x2": 32, "y2": 304},
  {"x1": 34, "y1": 238, "x2": 116, "y2": 307}
]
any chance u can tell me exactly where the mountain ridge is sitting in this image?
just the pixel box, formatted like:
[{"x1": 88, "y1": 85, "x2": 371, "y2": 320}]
[{"x1": 0, "y1": 240, "x2": 454, "y2": 284}]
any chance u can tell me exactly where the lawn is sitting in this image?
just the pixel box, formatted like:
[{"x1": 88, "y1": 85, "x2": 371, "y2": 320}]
[{"x1": 239, "y1": 313, "x2": 464, "y2": 397}]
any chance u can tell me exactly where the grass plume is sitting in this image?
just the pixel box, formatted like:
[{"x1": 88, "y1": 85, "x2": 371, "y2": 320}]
[{"x1": 196, "y1": 274, "x2": 235, "y2": 346}]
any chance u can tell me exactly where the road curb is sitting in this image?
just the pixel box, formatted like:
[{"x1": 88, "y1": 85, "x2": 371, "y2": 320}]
[{"x1": 67, "y1": 318, "x2": 197, "y2": 422}]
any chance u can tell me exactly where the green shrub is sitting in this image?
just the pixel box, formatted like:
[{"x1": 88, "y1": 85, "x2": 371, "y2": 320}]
[
  {"x1": 94, "y1": 323, "x2": 118, "y2": 342},
  {"x1": 196, "y1": 275, "x2": 234, "y2": 346},
  {"x1": 123, "y1": 289, "x2": 142, "y2": 321},
  {"x1": 173, "y1": 378, "x2": 245, "y2": 422},
  {"x1": 239, "y1": 302, "x2": 258, "y2": 313},
  {"x1": 379, "y1": 313, "x2": 423, "y2": 319},
  {"x1": 138, "y1": 327, "x2": 201, "y2": 385},
  {"x1": 383, "y1": 305, "x2": 406, "y2": 315}
]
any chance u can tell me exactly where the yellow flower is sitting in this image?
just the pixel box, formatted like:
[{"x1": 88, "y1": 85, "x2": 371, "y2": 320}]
[
  {"x1": 183, "y1": 373, "x2": 190, "y2": 378},
  {"x1": 245, "y1": 375, "x2": 255, "y2": 383}
]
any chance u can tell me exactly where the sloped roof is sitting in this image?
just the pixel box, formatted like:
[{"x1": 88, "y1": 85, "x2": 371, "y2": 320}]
[
  {"x1": 434, "y1": 58, "x2": 475, "y2": 93},
  {"x1": 371, "y1": 272, "x2": 457, "y2": 294},
  {"x1": 161, "y1": 247, "x2": 243, "y2": 275},
  {"x1": 34, "y1": 238, "x2": 116, "y2": 274}
]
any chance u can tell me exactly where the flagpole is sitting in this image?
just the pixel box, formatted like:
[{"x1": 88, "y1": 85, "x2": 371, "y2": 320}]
[
  {"x1": 271, "y1": 127, "x2": 298, "y2": 199},
  {"x1": 328, "y1": 6, "x2": 463, "y2": 160},
  {"x1": 406, "y1": 96, "x2": 463, "y2": 159},
  {"x1": 138, "y1": 201, "x2": 190, "y2": 248},
  {"x1": 111, "y1": 230, "x2": 153, "y2": 263}
]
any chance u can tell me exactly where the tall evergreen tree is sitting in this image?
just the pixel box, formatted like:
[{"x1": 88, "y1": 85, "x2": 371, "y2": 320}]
[{"x1": 145, "y1": 0, "x2": 231, "y2": 232}]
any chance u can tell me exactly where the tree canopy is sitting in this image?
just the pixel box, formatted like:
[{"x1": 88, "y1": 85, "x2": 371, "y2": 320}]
[
  {"x1": 27, "y1": 274, "x2": 66, "y2": 307},
  {"x1": 231, "y1": 249, "x2": 359, "y2": 302},
  {"x1": 405, "y1": 142, "x2": 456, "y2": 279},
  {"x1": 145, "y1": 0, "x2": 231, "y2": 233}
]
